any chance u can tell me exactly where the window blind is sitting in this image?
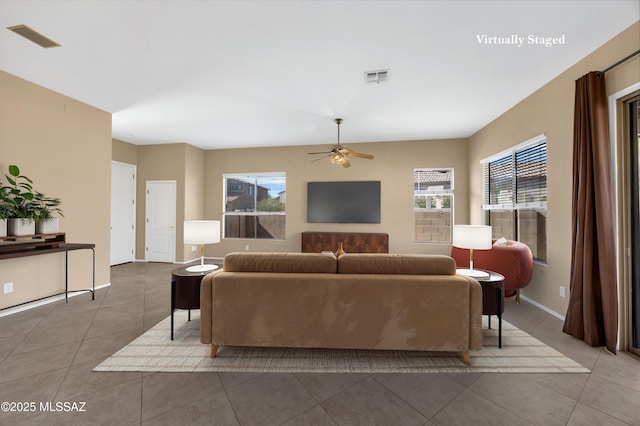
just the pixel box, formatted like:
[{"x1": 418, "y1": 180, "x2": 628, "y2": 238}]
[
  {"x1": 515, "y1": 143, "x2": 547, "y2": 205},
  {"x1": 483, "y1": 139, "x2": 547, "y2": 210}
]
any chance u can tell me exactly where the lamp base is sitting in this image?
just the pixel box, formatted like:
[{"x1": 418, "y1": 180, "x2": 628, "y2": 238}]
[
  {"x1": 457, "y1": 268, "x2": 490, "y2": 280},
  {"x1": 185, "y1": 264, "x2": 219, "y2": 273}
]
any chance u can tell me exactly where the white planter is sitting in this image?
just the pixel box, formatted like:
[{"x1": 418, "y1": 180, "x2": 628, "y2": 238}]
[
  {"x1": 36, "y1": 218, "x2": 59, "y2": 234},
  {"x1": 8, "y1": 218, "x2": 36, "y2": 236},
  {"x1": 0, "y1": 219, "x2": 6, "y2": 237}
]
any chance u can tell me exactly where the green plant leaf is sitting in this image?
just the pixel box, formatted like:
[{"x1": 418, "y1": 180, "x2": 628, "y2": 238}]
[
  {"x1": 6, "y1": 176, "x2": 16, "y2": 186},
  {"x1": 8, "y1": 165, "x2": 19, "y2": 177}
]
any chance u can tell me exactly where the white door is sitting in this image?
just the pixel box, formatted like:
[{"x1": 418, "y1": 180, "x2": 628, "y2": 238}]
[
  {"x1": 110, "y1": 161, "x2": 136, "y2": 265},
  {"x1": 145, "y1": 180, "x2": 176, "y2": 263}
]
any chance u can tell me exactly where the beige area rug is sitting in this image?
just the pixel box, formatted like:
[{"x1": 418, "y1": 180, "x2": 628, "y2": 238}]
[{"x1": 93, "y1": 311, "x2": 589, "y2": 374}]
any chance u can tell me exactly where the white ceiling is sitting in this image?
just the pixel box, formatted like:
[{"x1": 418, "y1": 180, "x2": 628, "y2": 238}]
[{"x1": 1, "y1": 1, "x2": 638, "y2": 150}]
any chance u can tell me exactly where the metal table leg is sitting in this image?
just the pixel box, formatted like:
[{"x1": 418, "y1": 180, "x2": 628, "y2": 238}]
[{"x1": 170, "y1": 279, "x2": 176, "y2": 340}]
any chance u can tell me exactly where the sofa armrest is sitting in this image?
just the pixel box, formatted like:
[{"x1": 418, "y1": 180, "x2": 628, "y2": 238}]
[
  {"x1": 200, "y1": 269, "x2": 223, "y2": 344},
  {"x1": 457, "y1": 275, "x2": 483, "y2": 350}
]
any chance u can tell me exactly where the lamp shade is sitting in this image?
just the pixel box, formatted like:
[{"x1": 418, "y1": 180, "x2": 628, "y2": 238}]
[
  {"x1": 184, "y1": 220, "x2": 220, "y2": 245},
  {"x1": 452, "y1": 225, "x2": 492, "y2": 250}
]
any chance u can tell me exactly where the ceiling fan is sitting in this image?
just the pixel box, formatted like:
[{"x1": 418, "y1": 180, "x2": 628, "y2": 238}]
[{"x1": 308, "y1": 118, "x2": 374, "y2": 168}]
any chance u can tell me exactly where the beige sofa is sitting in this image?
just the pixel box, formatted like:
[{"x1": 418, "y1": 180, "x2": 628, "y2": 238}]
[{"x1": 200, "y1": 252, "x2": 483, "y2": 365}]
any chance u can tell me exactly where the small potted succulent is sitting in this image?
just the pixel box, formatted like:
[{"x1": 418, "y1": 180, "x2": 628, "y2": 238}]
[{"x1": 1, "y1": 165, "x2": 37, "y2": 236}]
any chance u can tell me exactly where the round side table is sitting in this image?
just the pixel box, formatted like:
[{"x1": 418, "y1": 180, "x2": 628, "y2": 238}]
[
  {"x1": 170, "y1": 266, "x2": 214, "y2": 340},
  {"x1": 477, "y1": 270, "x2": 505, "y2": 348},
  {"x1": 458, "y1": 269, "x2": 505, "y2": 348}
]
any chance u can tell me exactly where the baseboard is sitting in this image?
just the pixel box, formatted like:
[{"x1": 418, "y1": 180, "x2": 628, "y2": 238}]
[
  {"x1": 0, "y1": 282, "x2": 112, "y2": 318},
  {"x1": 520, "y1": 295, "x2": 566, "y2": 321}
]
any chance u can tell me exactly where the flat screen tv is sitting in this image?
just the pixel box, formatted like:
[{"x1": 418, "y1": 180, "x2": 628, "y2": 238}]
[{"x1": 307, "y1": 181, "x2": 381, "y2": 223}]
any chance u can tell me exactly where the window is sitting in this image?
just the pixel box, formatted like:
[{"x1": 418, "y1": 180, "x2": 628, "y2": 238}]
[
  {"x1": 414, "y1": 168, "x2": 454, "y2": 243},
  {"x1": 482, "y1": 135, "x2": 547, "y2": 261},
  {"x1": 223, "y1": 173, "x2": 286, "y2": 239}
]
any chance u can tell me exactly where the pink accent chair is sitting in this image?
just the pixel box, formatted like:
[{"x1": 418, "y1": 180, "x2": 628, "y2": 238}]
[{"x1": 451, "y1": 240, "x2": 533, "y2": 303}]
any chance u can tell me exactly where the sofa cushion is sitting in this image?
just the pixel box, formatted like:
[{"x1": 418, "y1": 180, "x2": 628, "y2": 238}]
[
  {"x1": 337, "y1": 253, "x2": 456, "y2": 275},
  {"x1": 210, "y1": 272, "x2": 476, "y2": 351},
  {"x1": 223, "y1": 252, "x2": 337, "y2": 273}
]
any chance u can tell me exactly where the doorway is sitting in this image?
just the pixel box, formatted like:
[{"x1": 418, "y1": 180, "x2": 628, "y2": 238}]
[
  {"x1": 628, "y1": 97, "x2": 640, "y2": 356},
  {"x1": 145, "y1": 180, "x2": 176, "y2": 263},
  {"x1": 110, "y1": 161, "x2": 136, "y2": 265}
]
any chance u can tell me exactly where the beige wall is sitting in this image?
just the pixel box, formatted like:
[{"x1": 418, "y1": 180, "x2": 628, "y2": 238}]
[
  {"x1": 204, "y1": 138, "x2": 469, "y2": 257},
  {"x1": 183, "y1": 144, "x2": 206, "y2": 262},
  {"x1": 112, "y1": 138, "x2": 138, "y2": 165},
  {"x1": 118, "y1": 137, "x2": 465, "y2": 264},
  {"x1": 0, "y1": 70, "x2": 111, "y2": 310},
  {"x1": 468, "y1": 22, "x2": 640, "y2": 316},
  {"x1": 136, "y1": 144, "x2": 184, "y2": 262},
  {"x1": 134, "y1": 143, "x2": 205, "y2": 263}
]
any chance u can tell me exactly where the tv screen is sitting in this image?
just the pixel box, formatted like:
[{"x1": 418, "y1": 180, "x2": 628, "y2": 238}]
[{"x1": 307, "y1": 181, "x2": 381, "y2": 223}]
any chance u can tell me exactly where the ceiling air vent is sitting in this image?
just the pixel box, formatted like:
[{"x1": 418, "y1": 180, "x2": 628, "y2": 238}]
[
  {"x1": 7, "y1": 25, "x2": 61, "y2": 48},
  {"x1": 364, "y1": 69, "x2": 389, "y2": 84}
]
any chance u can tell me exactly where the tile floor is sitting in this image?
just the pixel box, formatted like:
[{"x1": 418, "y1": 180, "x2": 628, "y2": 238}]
[{"x1": 0, "y1": 261, "x2": 639, "y2": 425}]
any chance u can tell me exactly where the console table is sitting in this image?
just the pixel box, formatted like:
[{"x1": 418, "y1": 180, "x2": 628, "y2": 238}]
[
  {"x1": 0, "y1": 233, "x2": 95, "y2": 311},
  {"x1": 301, "y1": 232, "x2": 389, "y2": 253}
]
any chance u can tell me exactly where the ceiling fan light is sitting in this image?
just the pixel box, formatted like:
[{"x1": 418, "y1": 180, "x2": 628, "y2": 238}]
[{"x1": 330, "y1": 153, "x2": 345, "y2": 165}]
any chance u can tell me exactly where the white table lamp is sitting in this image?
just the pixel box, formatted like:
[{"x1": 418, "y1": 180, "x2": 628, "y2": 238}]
[
  {"x1": 452, "y1": 225, "x2": 492, "y2": 279},
  {"x1": 184, "y1": 220, "x2": 220, "y2": 272}
]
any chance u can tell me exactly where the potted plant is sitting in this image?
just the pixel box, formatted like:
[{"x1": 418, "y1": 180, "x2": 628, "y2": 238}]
[
  {"x1": 34, "y1": 191, "x2": 64, "y2": 234},
  {"x1": 0, "y1": 186, "x2": 9, "y2": 237},
  {"x1": 1, "y1": 165, "x2": 37, "y2": 236}
]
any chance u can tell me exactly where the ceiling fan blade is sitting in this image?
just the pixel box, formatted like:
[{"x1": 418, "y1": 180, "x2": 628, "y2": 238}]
[
  {"x1": 310, "y1": 154, "x2": 332, "y2": 162},
  {"x1": 347, "y1": 152, "x2": 374, "y2": 160},
  {"x1": 308, "y1": 151, "x2": 331, "y2": 155}
]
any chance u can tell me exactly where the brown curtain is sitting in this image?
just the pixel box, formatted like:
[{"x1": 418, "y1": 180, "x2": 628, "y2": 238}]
[{"x1": 563, "y1": 72, "x2": 618, "y2": 353}]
